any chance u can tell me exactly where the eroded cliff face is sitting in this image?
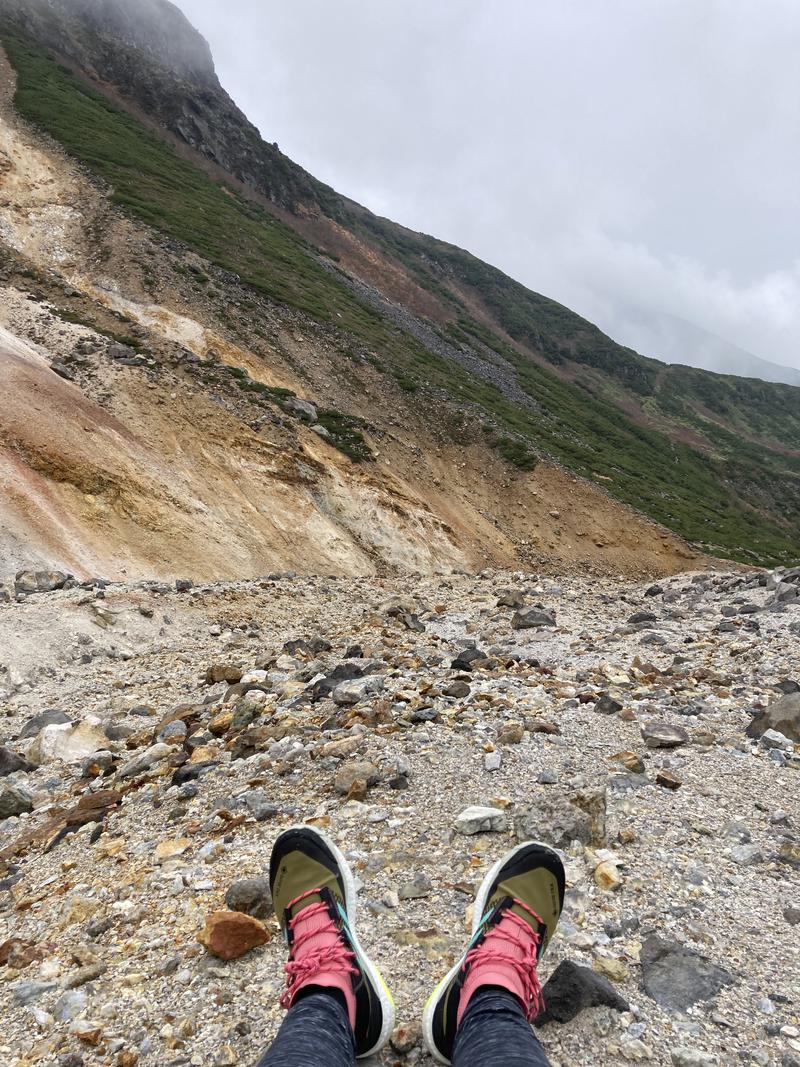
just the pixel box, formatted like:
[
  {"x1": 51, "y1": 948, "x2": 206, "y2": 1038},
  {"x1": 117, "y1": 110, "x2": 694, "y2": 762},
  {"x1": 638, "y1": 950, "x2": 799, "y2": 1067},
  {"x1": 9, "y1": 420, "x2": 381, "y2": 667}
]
[{"x1": 0, "y1": 40, "x2": 700, "y2": 583}]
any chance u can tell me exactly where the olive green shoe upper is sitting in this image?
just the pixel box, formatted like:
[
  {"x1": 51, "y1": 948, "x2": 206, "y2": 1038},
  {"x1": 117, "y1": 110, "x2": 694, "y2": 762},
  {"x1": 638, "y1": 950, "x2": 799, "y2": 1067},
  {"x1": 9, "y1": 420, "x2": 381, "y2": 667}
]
[
  {"x1": 423, "y1": 841, "x2": 565, "y2": 1065},
  {"x1": 478, "y1": 847, "x2": 564, "y2": 955},
  {"x1": 270, "y1": 827, "x2": 351, "y2": 930},
  {"x1": 269, "y1": 825, "x2": 396, "y2": 1058}
]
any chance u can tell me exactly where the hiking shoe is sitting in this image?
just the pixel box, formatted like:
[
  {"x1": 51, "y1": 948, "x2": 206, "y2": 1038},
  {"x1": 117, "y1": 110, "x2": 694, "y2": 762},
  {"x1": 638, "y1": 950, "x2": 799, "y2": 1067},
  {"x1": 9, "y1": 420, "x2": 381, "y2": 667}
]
[
  {"x1": 269, "y1": 824, "x2": 395, "y2": 1057},
  {"x1": 422, "y1": 840, "x2": 565, "y2": 1064}
]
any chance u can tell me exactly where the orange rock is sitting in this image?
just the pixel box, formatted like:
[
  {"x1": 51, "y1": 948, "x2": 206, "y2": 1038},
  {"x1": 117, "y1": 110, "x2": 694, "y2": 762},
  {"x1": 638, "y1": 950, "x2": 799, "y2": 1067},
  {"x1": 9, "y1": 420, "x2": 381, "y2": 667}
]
[
  {"x1": 610, "y1": 750, "x2": 645, "y2": 773},
  {"x1": 189, "y1": 744, "x2": 219, "y2": 764},
  {"x1": 198, "y1": 910, "x2": 270, "y2": 960},
  {"x1": 0, "y1": 937, "x2": 54, "y2": 969},
  {"x1": 206, "y1": 664, "x2": 243, "y2": 685},
  {"x1": 496, "y1": 721, "x2": 524, "y2": 744},
  {"x1": 208, "y1": 711, "x2": 234, "y2": 736},
  {"x1": 346, "y1": 778, "x2": 368, "y2": 802},
  {"x1": 154, "y1": 838, "x2": 192, "y2": 863},
  {"x1": 656, "y1": 770, "x2": 682, "y2": 790},
  {"x1": 528, "y1": 719, "x2": 560, "y2": 735},
  {"x1": 73, "y1": 1021, "x2": 104, "y2": 1045}
]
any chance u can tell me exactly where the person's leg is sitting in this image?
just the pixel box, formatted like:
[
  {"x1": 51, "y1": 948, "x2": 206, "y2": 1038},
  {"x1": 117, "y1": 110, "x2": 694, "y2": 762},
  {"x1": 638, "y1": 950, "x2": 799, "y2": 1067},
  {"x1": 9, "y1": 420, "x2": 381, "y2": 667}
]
[
  {"x1": 452, "y1": 986, "x2": 551, "y2": 1067},
  {"x1": 253, "y1": 825, "x2": 395, "y2": 1065},
  {"x1": 254, "y1": 990, "x2": 354, "y2": 1067},
  {"x1": 423, "y1": 841, "x2": 565, "y2": 1065}
]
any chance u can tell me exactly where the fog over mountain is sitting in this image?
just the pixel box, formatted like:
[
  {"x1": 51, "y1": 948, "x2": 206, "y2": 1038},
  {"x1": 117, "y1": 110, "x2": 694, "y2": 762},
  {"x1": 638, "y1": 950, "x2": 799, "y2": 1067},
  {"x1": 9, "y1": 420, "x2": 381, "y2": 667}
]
[
  {"x1": 607, "y1": 309, "x2": 800, "y2": 387},
  {"x1": 176, "y1": 0, "x2": 800, "y2": 380}
]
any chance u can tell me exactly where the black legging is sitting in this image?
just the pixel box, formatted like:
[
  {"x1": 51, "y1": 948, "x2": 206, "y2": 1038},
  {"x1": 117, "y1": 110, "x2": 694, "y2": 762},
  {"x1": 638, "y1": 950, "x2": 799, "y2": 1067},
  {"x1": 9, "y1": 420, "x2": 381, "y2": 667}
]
[{"x1": 255, "y1": 987, "x2": 551, "y2": 1066}]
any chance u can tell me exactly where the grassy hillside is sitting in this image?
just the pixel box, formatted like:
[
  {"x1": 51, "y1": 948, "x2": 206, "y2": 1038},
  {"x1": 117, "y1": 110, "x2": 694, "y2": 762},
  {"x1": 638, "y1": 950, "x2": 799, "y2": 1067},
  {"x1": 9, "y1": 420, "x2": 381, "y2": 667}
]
[
  {"x1": 3, "y1": 32, "x2": 799, "y2": 565},
  {"x1": 351, "y1": 215, "x2": 800, "y2": 451}
]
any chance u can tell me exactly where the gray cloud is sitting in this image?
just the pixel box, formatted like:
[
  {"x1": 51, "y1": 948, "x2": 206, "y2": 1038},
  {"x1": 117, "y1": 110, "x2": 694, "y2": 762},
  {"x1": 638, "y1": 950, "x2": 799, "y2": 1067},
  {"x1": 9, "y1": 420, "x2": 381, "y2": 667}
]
[{"x1": 178, "y1": 0, "x2": 800, "y2": 373}]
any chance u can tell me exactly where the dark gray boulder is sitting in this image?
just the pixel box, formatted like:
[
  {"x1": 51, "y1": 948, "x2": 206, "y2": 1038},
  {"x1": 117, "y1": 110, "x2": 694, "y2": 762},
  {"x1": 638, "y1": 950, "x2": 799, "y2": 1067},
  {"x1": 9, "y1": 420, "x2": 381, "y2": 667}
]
[
  {"x1": 0, "y1": 784, "x2": 34, "y2": 820},
  {"x1": 18, "y1": 709, "x2": 72, "y2": 739},
  {"x1": 640, "y1": 935, "x2": 733, "y2": 1011},
  {"x1": 512, "y1": 607, "x2": 556, "y2": 629},
  {"x1": 224, "y1": 877, "x2": 273, "y2": 919},
  {"x1": 0, "y1": 746, "x2": 35, "y2": 777},
  {"x1": 534, "y1": 960, "x2": 629, "y2": 1024},
  {"x1": 14, "y1": 570, "x2": 71, "y2": 595},
  {"x1": 746, "y1": 692, "x2": 800, "y2": 743},
  {"x1": 594, "y1": 694, "x2": 623, "y2": 715}
]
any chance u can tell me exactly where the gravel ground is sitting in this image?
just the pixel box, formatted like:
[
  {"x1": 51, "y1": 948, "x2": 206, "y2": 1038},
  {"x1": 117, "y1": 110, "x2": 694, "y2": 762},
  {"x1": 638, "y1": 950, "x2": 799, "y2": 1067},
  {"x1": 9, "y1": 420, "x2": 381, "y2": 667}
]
[{"x1": 0, "y1": 567, "x2": 798, "y2": 1067}]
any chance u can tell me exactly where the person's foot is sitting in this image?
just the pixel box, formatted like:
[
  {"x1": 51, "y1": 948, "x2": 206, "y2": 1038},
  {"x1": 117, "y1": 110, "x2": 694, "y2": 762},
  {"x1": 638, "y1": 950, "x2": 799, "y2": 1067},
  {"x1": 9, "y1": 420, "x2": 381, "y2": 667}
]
[
  {"x1": 269, "y1": 825, "x2": 396, "y2": 1058},
  {"x1": 422, "y1": 840, "x2": 565, "y2": 1065}
]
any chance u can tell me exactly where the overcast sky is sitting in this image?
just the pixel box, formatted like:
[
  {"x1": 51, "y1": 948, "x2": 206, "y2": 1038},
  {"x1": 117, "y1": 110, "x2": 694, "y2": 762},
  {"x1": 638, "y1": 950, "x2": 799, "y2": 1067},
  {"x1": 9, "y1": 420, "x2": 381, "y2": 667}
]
[{"x1": 178, "y1": 0, "x2": 800, "y2": 373}]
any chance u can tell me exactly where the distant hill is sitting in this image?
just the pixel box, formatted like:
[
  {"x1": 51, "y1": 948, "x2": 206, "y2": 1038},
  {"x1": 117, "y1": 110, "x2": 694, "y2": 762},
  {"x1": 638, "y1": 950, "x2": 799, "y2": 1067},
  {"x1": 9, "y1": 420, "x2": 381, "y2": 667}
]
[{"x1": 608, "y1": 305, "x2": 800, "y2": 387}]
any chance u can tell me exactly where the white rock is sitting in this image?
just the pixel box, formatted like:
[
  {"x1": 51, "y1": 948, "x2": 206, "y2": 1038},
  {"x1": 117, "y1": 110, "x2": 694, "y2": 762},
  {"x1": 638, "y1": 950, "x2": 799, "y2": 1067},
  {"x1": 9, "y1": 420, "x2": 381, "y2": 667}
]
[
  {"x1": 759, "y1": 729, "x2": 792, "y2": 751},
  {"x1": 453, "y1": 805, "x2": 508, "y2": 834},
  {"x1": 484, "y1": 751, "x2": 502, "y2": 772},
  {"x1": 239, "y1": 688, "x2": 268, "y2": 708},
  {"x1": 332, "y1": 675, "x2": 385, "y2": 705},
  {"x1": 671, "y1": 1049, "x2": 718, "y2": 1066},
  {"x1": 27, "y1": 721, "x2": 108, "y2": 764},
  {"x1": 620, "y1": 1038, "x2": 652, "y2": 1060},
  {"x1": 30, "y1": 1007, "x2": 54, "y2": 1030},
  {"x1": 240, "y1": 669, "x2": 268, "y2": 685},
  {"x1": 731, "y1": 844, "x2": 763, "y2": 866}
]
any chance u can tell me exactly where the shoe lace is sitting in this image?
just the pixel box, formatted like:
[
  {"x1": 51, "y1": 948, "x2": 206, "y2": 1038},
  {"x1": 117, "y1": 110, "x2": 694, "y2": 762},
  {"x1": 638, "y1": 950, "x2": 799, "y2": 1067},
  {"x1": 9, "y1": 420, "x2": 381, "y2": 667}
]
[
  {"x1": 464, "y1": 897, "x2": 545, "y2": 1021},
  {"x1": 279, "y1": 889, "x2": 359, "y2": 1009}
]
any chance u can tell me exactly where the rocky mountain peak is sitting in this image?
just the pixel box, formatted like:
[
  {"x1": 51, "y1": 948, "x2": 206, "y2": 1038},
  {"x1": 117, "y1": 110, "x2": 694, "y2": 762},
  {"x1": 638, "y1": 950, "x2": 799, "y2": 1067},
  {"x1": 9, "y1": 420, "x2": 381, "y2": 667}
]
[
  {"x1": 0, "y1": 0, "x2": 218, "y2": 85},
  {"x1": 0, "y1": 0, "x2": 323, "y2": 210}
]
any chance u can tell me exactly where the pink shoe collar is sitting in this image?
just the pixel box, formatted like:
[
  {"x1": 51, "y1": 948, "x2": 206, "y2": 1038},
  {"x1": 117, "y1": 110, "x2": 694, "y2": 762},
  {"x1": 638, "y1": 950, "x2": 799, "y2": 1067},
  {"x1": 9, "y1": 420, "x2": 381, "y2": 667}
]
[
  {"x1": 280, "y1": 888, "x2": 359, "y2": 1027},
  {"x1": 457, "y1": 897, "x2": 545, "y2": 1026}
]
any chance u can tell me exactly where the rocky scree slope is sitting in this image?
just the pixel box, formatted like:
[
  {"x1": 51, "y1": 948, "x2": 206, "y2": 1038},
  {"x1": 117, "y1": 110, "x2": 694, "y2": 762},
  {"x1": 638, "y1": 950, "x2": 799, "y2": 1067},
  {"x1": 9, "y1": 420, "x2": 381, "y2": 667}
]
[
  {"x1": 0, "y1": 30, "x2": 701, "y2": 582},
  {"x1": 0, "y1": 566, "x2": 798, "y2": 1066},
  {"x1": 0, "y1": 0, "x2": 798, "y2": 567}
]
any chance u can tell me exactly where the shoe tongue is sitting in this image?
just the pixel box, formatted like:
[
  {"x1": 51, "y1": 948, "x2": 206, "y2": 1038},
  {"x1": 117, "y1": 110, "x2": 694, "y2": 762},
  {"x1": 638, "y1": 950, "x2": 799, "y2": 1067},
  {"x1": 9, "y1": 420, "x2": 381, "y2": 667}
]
[
  {"x1": 289, "y1": 895, "x2": 346, "y2": 959},
  {"x1": 288, "y1": 890, "x2": 326, "y2": 921},
  {"x1": 488, "y1": 895, "x2": 541, "y2": 940},
  {"x1": 295, "y1": 904, "x2": 336, "y2": 939}
]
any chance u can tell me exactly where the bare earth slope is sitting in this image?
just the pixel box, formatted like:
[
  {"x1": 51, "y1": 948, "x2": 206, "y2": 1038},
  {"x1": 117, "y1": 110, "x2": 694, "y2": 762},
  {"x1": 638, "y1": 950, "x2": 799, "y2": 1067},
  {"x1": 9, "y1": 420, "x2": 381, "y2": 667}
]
[{"x1": 0, "y1": 45, "x2": 700, "y2": 583}]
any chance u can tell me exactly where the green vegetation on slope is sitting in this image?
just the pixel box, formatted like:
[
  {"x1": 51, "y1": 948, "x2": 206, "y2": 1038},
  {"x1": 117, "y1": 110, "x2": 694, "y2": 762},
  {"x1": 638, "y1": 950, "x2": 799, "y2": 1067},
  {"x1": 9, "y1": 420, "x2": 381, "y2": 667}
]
[
  {"x1": 4, "y1": 33, "x2": 799, "y2": 564},
  {"x1": 660, "y1": 364, "x2": 800, "y2": 448},
  {"x1": 346, "y1": 214, "x2": 661, "y2": 392},
  {"x1": 342, "y1": 211, "x2": 800, "y2": 456},
  {"x1": 3, "y1": 35, "x2": 389, "y2": 336}
]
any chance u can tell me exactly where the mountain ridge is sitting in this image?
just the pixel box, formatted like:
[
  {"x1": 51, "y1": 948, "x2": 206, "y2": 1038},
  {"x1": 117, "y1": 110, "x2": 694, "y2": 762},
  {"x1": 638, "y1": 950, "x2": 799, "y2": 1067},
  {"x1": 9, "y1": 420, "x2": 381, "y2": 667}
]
[{"x1": 0, "y1": 0, "x2": 798, "y2": 571}]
